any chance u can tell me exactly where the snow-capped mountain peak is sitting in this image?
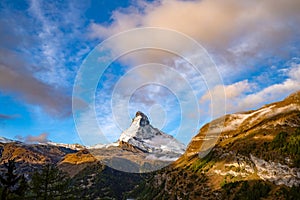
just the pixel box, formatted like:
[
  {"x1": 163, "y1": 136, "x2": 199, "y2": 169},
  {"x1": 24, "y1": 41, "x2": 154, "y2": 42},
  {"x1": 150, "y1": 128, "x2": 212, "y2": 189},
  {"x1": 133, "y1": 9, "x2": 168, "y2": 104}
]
[
  {"x1": 119, "y1": 111, "x2": 154, "y2": 142},
  {"x1": 136, "y1": 111, "x2": 150, "y2": 126},
  {"x1": 118, "y1": 111, "x2": 186, "y2": 156}
]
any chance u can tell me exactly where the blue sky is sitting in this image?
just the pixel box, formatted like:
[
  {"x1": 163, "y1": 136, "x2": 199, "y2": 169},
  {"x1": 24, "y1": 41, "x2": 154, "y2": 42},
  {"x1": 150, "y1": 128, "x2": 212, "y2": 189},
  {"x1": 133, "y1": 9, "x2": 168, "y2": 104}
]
[{"x1": 0, "y1": 0, "x2": 299, "y2": 146}]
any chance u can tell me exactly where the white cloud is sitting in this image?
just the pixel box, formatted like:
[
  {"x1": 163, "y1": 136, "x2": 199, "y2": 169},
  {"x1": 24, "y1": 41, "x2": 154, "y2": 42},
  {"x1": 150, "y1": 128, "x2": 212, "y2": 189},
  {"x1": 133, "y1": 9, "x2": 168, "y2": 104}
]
[
  {"x1": 201, "y1": 62, "x2": 300, "y2": 114},
  {"x1": 238, "y1": 79, "x2": 299, "y2": 110},
  {"x1": 201, "y1": 80, "x2": 252, "y2": 102}
]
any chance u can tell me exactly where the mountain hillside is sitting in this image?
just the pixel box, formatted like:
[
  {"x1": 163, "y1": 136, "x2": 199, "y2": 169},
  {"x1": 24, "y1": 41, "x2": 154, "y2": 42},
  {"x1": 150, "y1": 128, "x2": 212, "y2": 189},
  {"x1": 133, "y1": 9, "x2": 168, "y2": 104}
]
[
  {"x1": 130, "y1": 91, "x2": 300, "y2": 199},
  {"x1": 181, "y1": 91, "x2": 300, "y2": 163},
  {"x1": 0, "y1": 141, "x2": 77, "y2": 179}
]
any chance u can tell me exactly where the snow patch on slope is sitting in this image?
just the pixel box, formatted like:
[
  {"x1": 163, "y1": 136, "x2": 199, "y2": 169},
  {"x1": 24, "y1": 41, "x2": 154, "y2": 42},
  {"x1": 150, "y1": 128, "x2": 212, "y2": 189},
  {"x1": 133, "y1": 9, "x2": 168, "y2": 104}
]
[
  {"x1": 223, "y1": 106, "x2": 275, "y2": 132},
  {"x1": 208, "y1": 103, "x2": 300, "y2": 134}
]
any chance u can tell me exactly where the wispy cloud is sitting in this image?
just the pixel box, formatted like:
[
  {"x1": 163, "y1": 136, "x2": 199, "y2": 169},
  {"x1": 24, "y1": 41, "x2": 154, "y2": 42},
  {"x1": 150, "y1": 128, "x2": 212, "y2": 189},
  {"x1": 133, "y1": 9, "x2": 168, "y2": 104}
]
[
  {"x1": 27, "y1": 0, "x2": 91, "y2": 87},
  {"x1": 234, "y1": 63, "x2": 300, "y2": 111},
  {"x1": 0, "y1": 1, "x2": 92, "y2": 117},
  {"x1": 88, "y1": 0, "x2": 300, "y2": 108}
]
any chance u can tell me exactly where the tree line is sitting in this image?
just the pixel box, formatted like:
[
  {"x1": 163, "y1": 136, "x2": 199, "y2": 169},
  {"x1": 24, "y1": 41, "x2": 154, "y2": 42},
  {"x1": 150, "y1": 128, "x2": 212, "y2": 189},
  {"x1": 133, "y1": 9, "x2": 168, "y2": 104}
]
[{"x1": 0, "y1": 159, "x2": 76, "y2": 200}]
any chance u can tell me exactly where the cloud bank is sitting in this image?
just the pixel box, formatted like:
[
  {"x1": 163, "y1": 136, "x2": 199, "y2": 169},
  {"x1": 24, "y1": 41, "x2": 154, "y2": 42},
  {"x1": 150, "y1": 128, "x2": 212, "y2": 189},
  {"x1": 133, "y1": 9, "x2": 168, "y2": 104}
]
[{"x1": 90, "y1": 0, "x2": 300, "y2": 66}]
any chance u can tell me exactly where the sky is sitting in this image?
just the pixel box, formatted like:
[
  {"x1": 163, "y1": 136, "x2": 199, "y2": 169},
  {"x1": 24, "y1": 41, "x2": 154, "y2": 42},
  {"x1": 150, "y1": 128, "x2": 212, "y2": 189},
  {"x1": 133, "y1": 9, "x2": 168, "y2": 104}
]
[{"x1": 0, "y1": 0, "x2": 299, "y2": 146}]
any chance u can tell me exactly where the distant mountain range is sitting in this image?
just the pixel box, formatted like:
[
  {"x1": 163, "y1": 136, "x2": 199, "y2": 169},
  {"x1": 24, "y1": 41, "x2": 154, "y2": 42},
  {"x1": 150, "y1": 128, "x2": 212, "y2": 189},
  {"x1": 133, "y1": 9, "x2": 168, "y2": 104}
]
[
  {"x1": 1, "y1": 91, "x2": 300, "y2": 199},
  {"x1": 0, "y1": 111, "x2": 185, "y2": 158},
  {"x1": 0, "y1": 110, "x2": 185, "y2": 175}
]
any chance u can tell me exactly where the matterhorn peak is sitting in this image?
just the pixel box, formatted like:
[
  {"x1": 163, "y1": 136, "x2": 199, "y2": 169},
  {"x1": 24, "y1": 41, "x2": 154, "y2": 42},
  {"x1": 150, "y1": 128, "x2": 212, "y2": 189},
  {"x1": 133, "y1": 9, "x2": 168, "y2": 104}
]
[
  {"x1": 131, "y1": 111, "x2": 150, "y2": 127},
  {"x1": 118, "y1": 111, "x2": 186, "y2": 157},
  {"x1": 119, "y1": 111, "x2": 158, "y2": 142},
  {"x1": 135, "y1": 111, "x2": 149, "y2": 126}
]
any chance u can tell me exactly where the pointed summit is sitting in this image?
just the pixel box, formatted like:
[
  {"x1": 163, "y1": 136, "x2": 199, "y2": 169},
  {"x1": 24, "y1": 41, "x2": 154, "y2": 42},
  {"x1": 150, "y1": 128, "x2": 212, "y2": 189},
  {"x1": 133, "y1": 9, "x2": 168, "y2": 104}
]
[
  {"x1": 135, "y1": 111, "x2": 149, "y2": 126},
  {"x1": 118, "y1": 111, "x2": 185, "y2": 157}
]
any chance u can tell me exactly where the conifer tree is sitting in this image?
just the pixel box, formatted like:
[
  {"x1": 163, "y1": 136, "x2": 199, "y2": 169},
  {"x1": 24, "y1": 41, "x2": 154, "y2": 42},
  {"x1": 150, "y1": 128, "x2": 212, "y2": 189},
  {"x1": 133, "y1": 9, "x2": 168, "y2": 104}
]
[
  {"x1": 29, "y1": 164, "x2": 75, "y2": 200},
  {"x1": 0, "y1": 159, "x2": 27, "y2": 200}
]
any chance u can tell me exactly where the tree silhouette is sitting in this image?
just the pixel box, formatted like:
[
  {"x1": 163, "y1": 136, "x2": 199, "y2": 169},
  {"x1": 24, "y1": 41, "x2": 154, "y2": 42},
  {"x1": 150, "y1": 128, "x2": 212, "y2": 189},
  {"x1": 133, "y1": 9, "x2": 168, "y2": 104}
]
[
  {"x1": 28, "y1": 164, "x2": 75, "y2": 200},
  {"x1": 0, "y1": 159, "x2": 27, "y2": 200}
]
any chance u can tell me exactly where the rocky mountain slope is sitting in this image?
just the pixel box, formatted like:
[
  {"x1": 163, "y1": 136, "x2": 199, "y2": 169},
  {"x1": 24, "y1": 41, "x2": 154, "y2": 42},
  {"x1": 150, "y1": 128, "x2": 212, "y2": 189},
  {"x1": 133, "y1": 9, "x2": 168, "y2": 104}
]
[
  {"x1": 0, "y1": 141, "x2": 77, "y2": 179},
  {"x1": 130, "y1": 91, "x2": 300, "y2": 199}
]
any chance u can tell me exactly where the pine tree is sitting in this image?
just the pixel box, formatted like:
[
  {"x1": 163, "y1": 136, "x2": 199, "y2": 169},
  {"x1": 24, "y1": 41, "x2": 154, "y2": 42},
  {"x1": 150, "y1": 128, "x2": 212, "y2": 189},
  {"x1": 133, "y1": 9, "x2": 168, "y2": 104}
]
[
  {"x1": 0, "y1": 159, "x2": 27, "y2": 200},
  {"x1": 28, "y1": 164, "x2": 75, "y2": 200}
]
